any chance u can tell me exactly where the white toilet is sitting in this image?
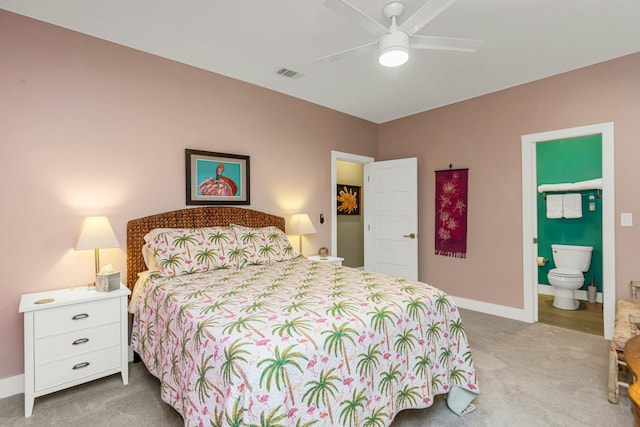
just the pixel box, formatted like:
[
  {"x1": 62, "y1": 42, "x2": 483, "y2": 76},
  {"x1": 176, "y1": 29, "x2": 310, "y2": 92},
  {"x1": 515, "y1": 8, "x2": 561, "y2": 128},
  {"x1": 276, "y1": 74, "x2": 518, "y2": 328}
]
[{"x1": 547, "y1": 244, "x2": 593, "y2": 310}]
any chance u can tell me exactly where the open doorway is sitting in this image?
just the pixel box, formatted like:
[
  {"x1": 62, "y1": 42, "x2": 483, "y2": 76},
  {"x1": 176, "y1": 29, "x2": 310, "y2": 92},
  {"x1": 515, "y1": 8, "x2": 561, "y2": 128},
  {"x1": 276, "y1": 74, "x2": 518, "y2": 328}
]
[
  {"x1": 336, "y1": 160, "x2": 365, "y2": 268},
  {"x1": 331, "y1": 151, "x2": 373, "y2": 266},
  {"x1": 521, "y1": 122, "x2": 615, "y2": 340},
  {"x1": 535, "y1": 135, "x2": 603, "y2": 335},
  {"x1": 332, "y1": 151, "x2": 419, "y2": 279}
]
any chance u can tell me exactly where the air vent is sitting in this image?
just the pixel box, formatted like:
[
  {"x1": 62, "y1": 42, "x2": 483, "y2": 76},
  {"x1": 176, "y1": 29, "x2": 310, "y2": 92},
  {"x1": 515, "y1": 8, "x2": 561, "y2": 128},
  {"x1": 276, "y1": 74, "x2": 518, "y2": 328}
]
[{"x1": 275, "y1": 67, "x2": 304, "y2": 80}]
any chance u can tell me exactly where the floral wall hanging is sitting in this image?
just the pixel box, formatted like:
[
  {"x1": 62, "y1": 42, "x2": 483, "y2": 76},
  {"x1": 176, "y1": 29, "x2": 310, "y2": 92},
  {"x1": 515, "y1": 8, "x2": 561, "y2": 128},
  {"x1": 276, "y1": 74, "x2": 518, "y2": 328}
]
[{"x1": 435, "y1": 168, "x2": 468, "y2": 258}]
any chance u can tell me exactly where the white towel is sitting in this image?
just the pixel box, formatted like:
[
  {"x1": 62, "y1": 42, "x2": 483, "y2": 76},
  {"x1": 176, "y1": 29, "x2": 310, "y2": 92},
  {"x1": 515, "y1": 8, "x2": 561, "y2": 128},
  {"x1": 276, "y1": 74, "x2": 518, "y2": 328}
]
[
  {"x1": 571, "y1": 178, "x2": 603, "y2": 191},
  {"x1": 537, "y1": 178, "x2": 603, "y2": 193},
  {"x1": 546, "y1": 194, "x2": 563, "y2": 219},
  {"x1": 539, "y1": 183, "x2": 569, "y2": 193},
  {"x1": 563, "y1": 193, "x2": 583, "y2": 218}
]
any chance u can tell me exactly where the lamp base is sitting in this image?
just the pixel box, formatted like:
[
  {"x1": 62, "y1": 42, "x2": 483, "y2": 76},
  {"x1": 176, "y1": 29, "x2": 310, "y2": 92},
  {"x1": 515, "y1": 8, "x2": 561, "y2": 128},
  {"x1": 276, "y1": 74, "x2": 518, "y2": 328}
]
[{"x1": 298, "y1": 235, "x2": 304, "y2": 257}]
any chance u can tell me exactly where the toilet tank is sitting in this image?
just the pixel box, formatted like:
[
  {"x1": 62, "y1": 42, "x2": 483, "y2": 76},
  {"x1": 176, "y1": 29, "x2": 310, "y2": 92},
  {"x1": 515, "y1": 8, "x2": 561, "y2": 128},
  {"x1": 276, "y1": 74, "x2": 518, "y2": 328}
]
[{"x1": 551, "y1": 244, "x2": 593, "y2": 272}]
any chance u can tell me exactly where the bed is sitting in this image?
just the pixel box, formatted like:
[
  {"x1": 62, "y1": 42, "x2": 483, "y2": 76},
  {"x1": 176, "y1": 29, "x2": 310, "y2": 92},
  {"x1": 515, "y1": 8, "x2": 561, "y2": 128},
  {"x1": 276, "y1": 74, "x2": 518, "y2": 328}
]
[{"x1": 127, "y1": 207, "x2": 478, "y2": 426}]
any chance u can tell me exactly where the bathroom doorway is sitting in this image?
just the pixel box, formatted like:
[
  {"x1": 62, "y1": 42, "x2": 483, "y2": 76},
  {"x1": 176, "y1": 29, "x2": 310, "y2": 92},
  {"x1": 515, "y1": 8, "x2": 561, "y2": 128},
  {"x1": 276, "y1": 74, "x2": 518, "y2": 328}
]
[
  {"x1": 521, "y1": 122, "x2": 615, "y2": 340},
  {"x1": 535, "y1": 135, "x2": 603, "y2": 335}
]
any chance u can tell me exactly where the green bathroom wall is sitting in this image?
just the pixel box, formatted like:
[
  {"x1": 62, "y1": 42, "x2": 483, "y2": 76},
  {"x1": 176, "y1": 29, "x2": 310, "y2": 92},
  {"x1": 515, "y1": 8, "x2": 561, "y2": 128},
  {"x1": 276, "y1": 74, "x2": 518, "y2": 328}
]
[{"x1": 536, "y1": 134, "x2": 603, "y2": 292}]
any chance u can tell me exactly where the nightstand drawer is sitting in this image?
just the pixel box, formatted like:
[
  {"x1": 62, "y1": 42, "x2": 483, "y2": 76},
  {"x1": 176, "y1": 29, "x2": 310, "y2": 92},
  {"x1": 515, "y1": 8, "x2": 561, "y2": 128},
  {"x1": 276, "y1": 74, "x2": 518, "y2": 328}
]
[
  {"x1": 308, "y1": 255, "x2": 344, "y2": 266},
  {"x1": 35, "y1": 345, "x2": 121, "y2": 391},
  {"x1": 35, "y1": 298, "x2": 119, "y2": 338},
  {"x1": 35, "y1": 322, "x2": 120, "y2": 364}
]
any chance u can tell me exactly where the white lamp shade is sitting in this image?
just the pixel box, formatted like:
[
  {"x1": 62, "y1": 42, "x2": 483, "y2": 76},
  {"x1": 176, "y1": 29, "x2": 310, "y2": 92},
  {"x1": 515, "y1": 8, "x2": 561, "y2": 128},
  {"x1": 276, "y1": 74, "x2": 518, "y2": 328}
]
[
  {"x1": 75, "y1": 216, "x2": 120, "y2": 250},
  {"x1": 379, "y1": 31, "x2": 409, "y2": 67},
  {"x1": 288, "y1": 213, "x2": 317, "y2": 235}
]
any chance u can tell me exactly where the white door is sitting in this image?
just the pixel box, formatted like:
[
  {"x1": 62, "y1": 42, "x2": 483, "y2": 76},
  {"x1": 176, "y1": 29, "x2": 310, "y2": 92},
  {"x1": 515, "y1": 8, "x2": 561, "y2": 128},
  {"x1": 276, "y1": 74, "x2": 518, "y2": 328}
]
[{"x1": 364, "y1": 158, "x2": 418, "y2": 280}]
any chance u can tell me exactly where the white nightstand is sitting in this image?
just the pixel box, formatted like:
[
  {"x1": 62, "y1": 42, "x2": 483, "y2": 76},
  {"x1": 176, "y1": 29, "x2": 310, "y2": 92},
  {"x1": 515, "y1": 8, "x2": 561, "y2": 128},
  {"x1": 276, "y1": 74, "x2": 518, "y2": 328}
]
[
  {"x1": 308, "y1": 255, "x2": 344, "y2": 266},
  {"x1": 19, "y1": 284, "x2": 131, "y2": 417}
]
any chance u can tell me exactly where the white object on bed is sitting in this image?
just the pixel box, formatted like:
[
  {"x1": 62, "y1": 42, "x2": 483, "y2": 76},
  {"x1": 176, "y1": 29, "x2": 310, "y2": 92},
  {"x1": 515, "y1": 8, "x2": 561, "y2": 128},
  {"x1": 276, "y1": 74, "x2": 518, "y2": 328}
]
[
  {"x1": 562, "y1": 193, "x2": 583, "y2": 219},
  {"x1": 546, "y1": 194, "x2": 563, "y2": 219},
  {"x1": 143, "y1": 228, "x2": 176, "y2": 242},
  {"x1": 128, "y1": 271, "x2": 153, "y2": 315},
  {"x1": 537, "y1": 178, "x2": 603, "y2": 193}
]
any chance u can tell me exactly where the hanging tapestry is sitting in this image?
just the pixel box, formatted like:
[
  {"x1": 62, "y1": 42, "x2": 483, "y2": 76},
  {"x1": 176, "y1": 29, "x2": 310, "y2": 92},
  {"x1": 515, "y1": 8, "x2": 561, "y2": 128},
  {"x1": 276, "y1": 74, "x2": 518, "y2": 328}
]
[{"x1": 435, "y1": 168, "x2": 468, "y2": 258}]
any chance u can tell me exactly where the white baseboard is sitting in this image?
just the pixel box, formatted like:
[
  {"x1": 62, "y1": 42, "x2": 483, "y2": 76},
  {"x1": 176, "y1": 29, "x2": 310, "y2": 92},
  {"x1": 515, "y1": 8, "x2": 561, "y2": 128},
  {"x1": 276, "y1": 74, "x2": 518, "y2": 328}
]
[
  {"x1": 0, "y1": 346, "x2": 135, "y2": 399},
  {"x1": 0, "y1": 374, "x2": 23, "y2": 399},
  {"x1": 451, "y1": 295, "x2": 531, "y2": 322},
  {"x1": 450, "y1": 286, "x2": 604, "y2": 325}
]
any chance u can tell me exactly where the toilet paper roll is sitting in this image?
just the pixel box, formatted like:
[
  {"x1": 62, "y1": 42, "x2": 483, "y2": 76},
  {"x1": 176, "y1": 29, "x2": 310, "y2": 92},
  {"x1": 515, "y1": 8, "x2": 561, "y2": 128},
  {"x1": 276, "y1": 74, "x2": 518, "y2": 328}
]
[{"x1": 537, "y1": 257, "x2": 547, "y2": 266}]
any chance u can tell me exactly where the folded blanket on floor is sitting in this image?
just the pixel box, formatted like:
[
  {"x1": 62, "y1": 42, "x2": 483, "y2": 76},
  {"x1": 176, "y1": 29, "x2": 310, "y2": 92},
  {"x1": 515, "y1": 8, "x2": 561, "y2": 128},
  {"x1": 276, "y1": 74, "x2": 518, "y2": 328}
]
[{"x1": 447, "y1": 385, "x2": 479, "y2": 415}]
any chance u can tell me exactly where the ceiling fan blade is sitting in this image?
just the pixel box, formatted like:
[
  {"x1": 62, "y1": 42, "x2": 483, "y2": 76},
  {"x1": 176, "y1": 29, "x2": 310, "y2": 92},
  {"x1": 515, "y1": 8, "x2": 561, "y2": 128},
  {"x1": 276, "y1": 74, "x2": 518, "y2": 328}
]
[
  {"x1": 322, "y1": 0, "x2": 388, "y2": 35},
  {"x1": 410, "y1": 35, "x2": 483, "y2": 52},
  {"x1": 398, "y1": 0, "x2": 457, "y2": 36},
  {"x1": 313, "y1": 40, "x2": 378, "y2": 64}
]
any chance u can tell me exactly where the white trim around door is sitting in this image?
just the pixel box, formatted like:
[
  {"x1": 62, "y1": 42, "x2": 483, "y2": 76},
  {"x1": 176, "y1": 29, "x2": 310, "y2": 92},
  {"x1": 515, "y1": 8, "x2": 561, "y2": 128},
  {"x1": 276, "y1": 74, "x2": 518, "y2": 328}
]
[{"x1": 521, "y1": 122, "x2": 615, "y2": 340}]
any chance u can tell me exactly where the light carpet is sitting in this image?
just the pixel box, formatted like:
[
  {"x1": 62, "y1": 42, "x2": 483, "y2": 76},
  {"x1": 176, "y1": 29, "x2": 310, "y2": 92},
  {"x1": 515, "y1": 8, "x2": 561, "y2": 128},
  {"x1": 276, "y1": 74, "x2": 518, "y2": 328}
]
[{"x1": 0, "y1": 309, "x2": 632, "y2": 426}]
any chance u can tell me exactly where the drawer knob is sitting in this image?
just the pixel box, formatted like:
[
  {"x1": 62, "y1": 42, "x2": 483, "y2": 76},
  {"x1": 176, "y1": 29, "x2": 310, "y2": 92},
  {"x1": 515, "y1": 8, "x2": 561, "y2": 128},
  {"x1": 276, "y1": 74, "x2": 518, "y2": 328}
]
[
  {"x1": 72, "y1": 362, "x2": 90, "y2": 370},
  {"x1": 72, "y1": 338, "x2": 90, "y2": 345},
  {"x1": 72, "y1": 313, "x2": 89, "y2": 320}
]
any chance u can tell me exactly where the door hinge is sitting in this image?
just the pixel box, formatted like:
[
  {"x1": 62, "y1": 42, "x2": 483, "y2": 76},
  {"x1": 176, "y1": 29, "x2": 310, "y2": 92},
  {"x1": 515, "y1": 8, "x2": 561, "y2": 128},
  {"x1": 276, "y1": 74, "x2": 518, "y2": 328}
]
[{"x1": 533, "y1": 237, "x2": 538, "y2": 244}]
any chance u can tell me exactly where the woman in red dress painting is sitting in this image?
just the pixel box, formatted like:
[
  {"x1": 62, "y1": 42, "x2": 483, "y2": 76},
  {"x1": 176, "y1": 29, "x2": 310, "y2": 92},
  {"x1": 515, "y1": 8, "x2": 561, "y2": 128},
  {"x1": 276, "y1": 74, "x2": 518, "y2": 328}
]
[{"x1": 198, "y1": 164, "x2": 238, "y2": 196}]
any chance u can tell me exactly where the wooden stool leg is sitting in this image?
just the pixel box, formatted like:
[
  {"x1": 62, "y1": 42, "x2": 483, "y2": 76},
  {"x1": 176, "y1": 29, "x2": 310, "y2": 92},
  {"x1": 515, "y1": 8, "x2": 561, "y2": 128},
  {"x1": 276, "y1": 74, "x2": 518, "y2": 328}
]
[{"x1": 609, "y1": 347, "x2": 620, "y2": 404}]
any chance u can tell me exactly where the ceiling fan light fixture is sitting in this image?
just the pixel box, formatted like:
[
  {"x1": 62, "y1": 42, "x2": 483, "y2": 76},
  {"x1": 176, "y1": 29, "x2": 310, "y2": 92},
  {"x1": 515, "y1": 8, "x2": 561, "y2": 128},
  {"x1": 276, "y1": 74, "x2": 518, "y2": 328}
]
[{"x1": 378, "y1": 31, "x2": 409, "y2": 67}]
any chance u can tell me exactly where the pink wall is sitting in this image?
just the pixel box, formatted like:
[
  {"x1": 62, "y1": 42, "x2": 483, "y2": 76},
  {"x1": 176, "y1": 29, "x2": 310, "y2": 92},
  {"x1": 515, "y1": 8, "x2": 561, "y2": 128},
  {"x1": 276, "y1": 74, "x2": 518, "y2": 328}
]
[
  {"x1": 2, "y1": 8, "x2": 639, "y2": 383},
  {"x1": 378, "y1": 52, "x2": 640, "y2": 307},
  {"x1": 0, "y1": 11, "x2": 378, "y2": 379}
]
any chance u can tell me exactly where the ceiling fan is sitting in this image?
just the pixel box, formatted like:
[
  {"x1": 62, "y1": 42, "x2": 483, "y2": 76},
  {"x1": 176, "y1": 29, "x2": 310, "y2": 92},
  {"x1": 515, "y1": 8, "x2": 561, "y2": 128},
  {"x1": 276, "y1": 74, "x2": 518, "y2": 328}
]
[{"x1": 315, "y1": 0, "x2": 483, "y2": 67}]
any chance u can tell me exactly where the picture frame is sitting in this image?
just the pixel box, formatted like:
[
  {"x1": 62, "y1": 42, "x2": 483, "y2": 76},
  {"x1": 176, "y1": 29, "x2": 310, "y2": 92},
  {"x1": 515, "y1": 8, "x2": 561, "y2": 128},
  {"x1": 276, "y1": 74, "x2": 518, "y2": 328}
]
[
  {"x1": 336, "y1": 184, "x2": 361, "y2": 215},
  {"x1": 185, "y1": 149, "x2": 250, "y2": 205}
]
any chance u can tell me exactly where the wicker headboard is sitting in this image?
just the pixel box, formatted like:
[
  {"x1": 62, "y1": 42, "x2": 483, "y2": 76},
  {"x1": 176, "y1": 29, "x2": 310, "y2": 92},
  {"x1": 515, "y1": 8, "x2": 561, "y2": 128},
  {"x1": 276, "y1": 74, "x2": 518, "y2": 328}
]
[{"x1": 126, "y1": 206, "x2": 285, "y2": 292}]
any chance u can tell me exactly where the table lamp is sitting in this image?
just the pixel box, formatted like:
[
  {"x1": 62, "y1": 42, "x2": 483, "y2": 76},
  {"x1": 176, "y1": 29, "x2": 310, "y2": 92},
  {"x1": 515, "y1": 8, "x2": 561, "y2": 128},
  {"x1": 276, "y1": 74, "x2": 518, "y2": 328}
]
[
  {"x1": 75, "y1": 216, "x2": 120, "y2": 276},
  {"x1": 288, "y1": 213, "x2": 316, "y2": 256}
]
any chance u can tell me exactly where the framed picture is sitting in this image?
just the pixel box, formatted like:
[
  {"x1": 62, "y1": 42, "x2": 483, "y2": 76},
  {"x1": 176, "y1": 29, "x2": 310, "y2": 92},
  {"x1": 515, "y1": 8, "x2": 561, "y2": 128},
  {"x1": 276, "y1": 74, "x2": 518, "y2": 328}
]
[
  {"x1": 336, "y1": 184, "x2": 361, "y2": 215},
  {"x1": 185, "y1": 149, "x2": 250, "y2": 205}
]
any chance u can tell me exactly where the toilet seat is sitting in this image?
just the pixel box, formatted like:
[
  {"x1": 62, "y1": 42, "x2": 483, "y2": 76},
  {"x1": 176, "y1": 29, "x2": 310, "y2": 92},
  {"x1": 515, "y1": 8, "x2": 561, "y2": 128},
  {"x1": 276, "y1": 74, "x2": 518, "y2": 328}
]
[{"x1": 548, "y1": 268, "x2": 583, "y2": 279}]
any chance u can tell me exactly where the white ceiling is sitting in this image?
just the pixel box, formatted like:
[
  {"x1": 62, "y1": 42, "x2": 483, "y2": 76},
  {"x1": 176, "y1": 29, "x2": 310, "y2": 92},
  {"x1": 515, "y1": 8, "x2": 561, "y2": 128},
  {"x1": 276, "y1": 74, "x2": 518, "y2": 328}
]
[{"x1": 2, "y1": 0, "x2": 640, "y2": 123}]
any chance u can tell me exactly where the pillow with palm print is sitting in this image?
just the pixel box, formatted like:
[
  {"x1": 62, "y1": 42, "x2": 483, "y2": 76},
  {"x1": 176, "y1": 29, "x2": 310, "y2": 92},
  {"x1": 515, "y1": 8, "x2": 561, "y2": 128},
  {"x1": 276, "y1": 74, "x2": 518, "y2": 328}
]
[
  {"x1": 142, "y1": 228, "x2": 176, "y2": 271},
  {"x1": 229, "y1": 224, "x2": 299, "y2": 268},
  {"x1": 144, "y1": 227, "x2": 238, "y2": 276}
]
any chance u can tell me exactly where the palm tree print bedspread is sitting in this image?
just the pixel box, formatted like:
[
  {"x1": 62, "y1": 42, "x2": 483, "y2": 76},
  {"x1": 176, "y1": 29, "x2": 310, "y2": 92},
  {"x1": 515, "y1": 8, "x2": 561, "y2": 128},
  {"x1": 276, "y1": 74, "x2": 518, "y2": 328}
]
[{"x1": 130, "y1": 258, "x2": 478, "y2": 426}]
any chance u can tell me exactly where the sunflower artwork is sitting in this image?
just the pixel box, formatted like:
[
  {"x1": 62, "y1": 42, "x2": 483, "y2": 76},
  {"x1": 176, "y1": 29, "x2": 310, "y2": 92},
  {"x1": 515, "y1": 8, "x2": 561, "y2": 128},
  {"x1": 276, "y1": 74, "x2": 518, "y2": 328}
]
[{"x1": 337, "y1": 184, "x2": 360, "y2": 215}]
